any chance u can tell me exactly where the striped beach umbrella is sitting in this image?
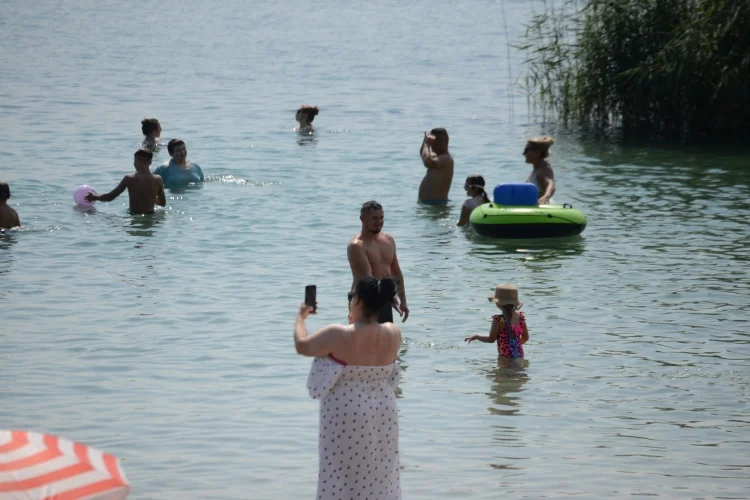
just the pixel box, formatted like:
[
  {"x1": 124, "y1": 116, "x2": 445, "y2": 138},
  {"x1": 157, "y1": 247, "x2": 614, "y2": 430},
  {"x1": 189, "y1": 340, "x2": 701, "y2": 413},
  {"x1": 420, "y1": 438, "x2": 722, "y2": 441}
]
[{"x1": 0, "y1": 430, "x2": 129, "y2": 500}]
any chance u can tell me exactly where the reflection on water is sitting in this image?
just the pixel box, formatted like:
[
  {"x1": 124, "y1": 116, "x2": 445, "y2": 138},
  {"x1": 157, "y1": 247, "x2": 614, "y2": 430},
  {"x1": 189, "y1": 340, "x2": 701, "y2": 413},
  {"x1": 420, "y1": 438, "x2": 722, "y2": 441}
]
[
  {"x1": 415, "y1": 202, "x2": 453, "y2": 223},
  {"x1": 466, "y1": 231, "x2": 586, "y2": 263},
  {"x1": 296, "y1": 133, "x2": 318, "y2": 148},
  {"x1": 125, "y1": 212, "x2": 166, "y2": 239},
  {"x1": 485, "y1": 358, "x2": 529, "y2": 416}
]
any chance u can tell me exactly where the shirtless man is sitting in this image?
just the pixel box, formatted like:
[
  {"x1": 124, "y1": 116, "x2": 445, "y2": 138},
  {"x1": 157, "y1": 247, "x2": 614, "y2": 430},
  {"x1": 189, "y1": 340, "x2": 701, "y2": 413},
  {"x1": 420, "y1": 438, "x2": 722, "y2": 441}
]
[
  {"x1": 347, "y1": 200, "x2": 409, "y2": 323},
  {"x1": 0, "y1": 182, "x2": 21, "y2": 230},
  {"x1": 86, "y1": 149, "x2": 166, "y2": 214},
  {"x1": 418, "y1": 128, "x2": 454, "y2": 203},
  {"x1": 523, "y1": 136, "x2": 556, "y2": 205}
]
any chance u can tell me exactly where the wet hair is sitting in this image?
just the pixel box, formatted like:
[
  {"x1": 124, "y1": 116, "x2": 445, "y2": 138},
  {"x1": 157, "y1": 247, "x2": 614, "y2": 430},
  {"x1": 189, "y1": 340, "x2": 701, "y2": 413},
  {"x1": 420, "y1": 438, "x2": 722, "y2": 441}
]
[
  {"x1": 167, "y1": 139, "x2": 185, "y2": 155},
  {"x1": 355, "y1": 276, "x2": 398, "y2": 318},
  {"x1": 141, "y1": 118, "x2": 160, "y2": 136},
  {"x1": 430, "y1": 127, "x2": 449, "y2": 145},
  {"x1": 360, "y1": 200, "x2": 383, "y2": 215},
  {"x1": 465, "y1": 174, "x2": 490, "y2": 203},
  {"x1": 298, "y1": 105, "x2": 320, "y2": 123},
  {"x1": 0, "y1": 182, "x2": 10, "y2": 201},
  {"x1": 134, "y1": 148, "x2": 153, "y2": 161}
]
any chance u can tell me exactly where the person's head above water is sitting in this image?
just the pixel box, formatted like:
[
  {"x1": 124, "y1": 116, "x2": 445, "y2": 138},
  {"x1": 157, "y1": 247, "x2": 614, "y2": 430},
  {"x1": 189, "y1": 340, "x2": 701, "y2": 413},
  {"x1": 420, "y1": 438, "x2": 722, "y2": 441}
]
[
  {"x1": 133, "y1": 148, "x2": 153, "y2": 172},
  {"x1": 524, "y1": 136, "x2": 554, "y2": 161},
  {"x1": 167, "y1": 139, "x2": 188, "y2": 163},
  {"x1": 141, "y1": 118, "x2": 161, "y2": 138},
  {"x1": 0, "y1": 181, "x2": 10, "y2": 202},
  {"x1": 360, "y1": 200, "x2": 384, "y2": 235},
  {"x1": 351, "y1": 276, "x2": 398, "y2": 320},
  {"x1": 464, "y1": 174, "x2": 490, "y2": 202},
  {"x1": 296, "y1": 105, "x2": 319, "y2": 124}
]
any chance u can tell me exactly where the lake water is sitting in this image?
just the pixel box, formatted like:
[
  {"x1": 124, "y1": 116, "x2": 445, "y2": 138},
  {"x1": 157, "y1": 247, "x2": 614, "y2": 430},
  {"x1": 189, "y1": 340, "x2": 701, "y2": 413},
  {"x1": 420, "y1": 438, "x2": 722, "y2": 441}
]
[{"x1": 1, "y1": 1, "x2": 749, "y2": 498}]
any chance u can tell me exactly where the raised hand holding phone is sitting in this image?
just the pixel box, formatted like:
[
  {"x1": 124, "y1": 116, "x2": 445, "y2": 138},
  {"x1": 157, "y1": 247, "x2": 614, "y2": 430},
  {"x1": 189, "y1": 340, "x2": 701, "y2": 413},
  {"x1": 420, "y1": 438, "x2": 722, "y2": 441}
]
[{"x1": 305, "y1": 284, "x2": 317, "y2": 313}]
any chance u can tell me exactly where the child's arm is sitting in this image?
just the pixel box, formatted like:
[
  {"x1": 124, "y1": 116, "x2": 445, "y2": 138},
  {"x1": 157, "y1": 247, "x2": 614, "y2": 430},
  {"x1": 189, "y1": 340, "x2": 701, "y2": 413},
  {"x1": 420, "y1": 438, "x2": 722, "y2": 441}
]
[
  {"x1": 465, "y1": 317, "x2": 502, "y2": 343},
  {"x1": 520, "y1": 313, "x2": 529, "y2": 344},
  {"x1": 86, "y1": 177, "x2": 128, "y2": 203},
  {"x1": 457, "y1": 203, "x2": 471, "y2": 226}
]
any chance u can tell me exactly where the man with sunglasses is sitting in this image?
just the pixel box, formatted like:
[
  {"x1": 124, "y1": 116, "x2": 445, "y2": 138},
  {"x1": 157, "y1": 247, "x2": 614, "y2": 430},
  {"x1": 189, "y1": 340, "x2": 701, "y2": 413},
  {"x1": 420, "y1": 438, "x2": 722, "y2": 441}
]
[{"x1": 418, "y1": 128, "x2": 454, "y2": 204}]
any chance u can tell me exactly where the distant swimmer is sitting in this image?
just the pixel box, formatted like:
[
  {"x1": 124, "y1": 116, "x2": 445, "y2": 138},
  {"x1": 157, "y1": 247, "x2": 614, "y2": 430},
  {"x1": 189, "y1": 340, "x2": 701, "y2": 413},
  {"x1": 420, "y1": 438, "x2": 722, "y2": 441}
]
[
  {"x1": 141, "y1": 117, "x2": 163, "y2": 151},
  {"x1": 457, "y1": 174, "x2": 490, "y2": 226},
  {"x1": 152, "y1": 139, "x2": 204, "y2": 189},
  {"x1": 0, "y1": 181, "x2": 21, "y2": 230},
  {"x1": 347, "y1": 200, "x2": 409, "y2": 323},
  {"x1": 86, "y1": 149, "x2": 166, "y2": 214},
  {"x1": 418, "y1": 128, "x2": 454, "y2": 204},
  {"x1": 294, "y1": 105, "x2": 319, "y2": 133},
  {"x1": 523, "y1": 136, "x2": 556, "y2": 205}
]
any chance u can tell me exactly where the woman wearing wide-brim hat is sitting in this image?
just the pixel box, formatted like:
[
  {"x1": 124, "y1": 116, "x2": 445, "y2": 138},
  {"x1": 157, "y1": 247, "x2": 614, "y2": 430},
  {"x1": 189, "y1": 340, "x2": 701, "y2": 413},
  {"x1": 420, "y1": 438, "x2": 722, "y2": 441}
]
[{"x1": 465, "y1": 284, "x2": 529, "y2": 359}]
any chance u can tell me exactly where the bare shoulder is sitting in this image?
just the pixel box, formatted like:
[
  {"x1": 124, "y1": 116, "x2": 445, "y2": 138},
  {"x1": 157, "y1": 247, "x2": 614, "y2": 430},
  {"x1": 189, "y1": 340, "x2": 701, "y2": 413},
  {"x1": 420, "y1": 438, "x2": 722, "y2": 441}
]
[{"x1": 347, "y1": 233, "x2": 365, "y2": 249}]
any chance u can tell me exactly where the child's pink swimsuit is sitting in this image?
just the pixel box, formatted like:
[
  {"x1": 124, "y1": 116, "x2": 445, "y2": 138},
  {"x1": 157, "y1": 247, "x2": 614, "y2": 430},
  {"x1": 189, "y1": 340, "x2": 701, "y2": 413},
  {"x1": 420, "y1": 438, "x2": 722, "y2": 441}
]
[{"x1": 492, "y1": 312, "x2": 526, "y2": 359}]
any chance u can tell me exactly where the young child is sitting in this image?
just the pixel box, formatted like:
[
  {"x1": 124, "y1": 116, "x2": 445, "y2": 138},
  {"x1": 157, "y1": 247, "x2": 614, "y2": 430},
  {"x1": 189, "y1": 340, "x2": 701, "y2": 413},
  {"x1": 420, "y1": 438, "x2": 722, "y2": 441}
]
[
  {"x1": 86, "y1": 149, "x2": 166, "y2": 214},
  {"x1": 523, "y1": 136, "x2": 555, "y2": 205},
  {"x1": 0, "y1": 181, "x2": 21, "y2": 230},
  {"x1": 457, "y1": 174, "x2": 490, "y2": 226},
  {"x1": 465, "y1": 284, "x2": 529, "y2": 359}
]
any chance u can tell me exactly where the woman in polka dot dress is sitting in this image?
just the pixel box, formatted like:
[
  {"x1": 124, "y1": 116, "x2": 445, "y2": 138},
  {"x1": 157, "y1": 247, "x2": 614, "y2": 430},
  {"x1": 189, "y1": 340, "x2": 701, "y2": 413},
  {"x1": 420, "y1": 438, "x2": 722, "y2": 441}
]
[
  {"x1": 465, "y1": 284, "x2": 529, "y2": 358},
  {"x1": 295, "y1": 276, "x2": 403, "y2": 500}
]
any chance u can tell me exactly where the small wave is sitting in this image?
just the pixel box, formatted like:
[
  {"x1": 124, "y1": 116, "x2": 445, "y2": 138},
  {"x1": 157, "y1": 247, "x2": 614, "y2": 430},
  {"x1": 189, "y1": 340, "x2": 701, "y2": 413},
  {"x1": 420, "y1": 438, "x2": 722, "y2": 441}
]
[{"x1": 204, "y1": 174, "x2": 279, "y2": 187}]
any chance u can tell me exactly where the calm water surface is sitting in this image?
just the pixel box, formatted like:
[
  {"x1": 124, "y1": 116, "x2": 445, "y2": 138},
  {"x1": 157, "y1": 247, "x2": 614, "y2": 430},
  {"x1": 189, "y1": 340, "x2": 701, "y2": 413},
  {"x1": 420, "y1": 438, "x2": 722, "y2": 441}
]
[{"x1": 1, "y1": 1, "x2": 749, "y2": 499}]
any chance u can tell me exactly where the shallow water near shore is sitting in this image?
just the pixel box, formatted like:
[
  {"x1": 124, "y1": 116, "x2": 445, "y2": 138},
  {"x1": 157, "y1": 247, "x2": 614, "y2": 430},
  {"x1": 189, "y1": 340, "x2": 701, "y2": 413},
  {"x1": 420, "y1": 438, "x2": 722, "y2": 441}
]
[{"x1": 1, "y1": 1, "x2": 749, "y2": 499}]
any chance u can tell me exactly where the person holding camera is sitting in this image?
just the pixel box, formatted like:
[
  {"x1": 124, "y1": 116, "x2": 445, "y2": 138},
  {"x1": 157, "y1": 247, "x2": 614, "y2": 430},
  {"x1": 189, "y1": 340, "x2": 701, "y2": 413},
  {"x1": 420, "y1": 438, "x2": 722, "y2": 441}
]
[{"x1": 294, "y1": 276, "x2": 403, "y2": 500}]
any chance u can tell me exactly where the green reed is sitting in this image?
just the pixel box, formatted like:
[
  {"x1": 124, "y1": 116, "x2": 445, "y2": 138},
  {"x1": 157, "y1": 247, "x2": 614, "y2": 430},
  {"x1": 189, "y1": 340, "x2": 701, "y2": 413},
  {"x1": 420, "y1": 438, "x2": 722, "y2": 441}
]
[{"x1": 518, "y1": 0, "x2": 750, "y2": 140}]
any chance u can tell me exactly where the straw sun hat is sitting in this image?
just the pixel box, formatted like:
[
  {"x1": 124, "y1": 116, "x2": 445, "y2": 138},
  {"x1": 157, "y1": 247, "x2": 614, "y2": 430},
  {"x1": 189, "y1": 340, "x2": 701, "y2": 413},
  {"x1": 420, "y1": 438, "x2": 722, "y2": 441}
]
[
  {"x1": 527, "y1": 136, "x2": 555, "y2": 150},
  {"x1": 487, "y1": 284, "x2": 523, "y2": 309}
]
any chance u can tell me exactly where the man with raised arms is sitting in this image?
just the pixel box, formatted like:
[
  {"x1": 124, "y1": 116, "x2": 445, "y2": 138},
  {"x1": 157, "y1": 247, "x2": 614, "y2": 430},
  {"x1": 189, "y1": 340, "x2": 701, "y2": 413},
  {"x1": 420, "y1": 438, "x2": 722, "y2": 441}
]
[
  {"x1": 418, "y1": 128, "x2": 454, "y2": 203},
  {"x1": 347, "y1": 200, "x2": 409, "y2": 323}
]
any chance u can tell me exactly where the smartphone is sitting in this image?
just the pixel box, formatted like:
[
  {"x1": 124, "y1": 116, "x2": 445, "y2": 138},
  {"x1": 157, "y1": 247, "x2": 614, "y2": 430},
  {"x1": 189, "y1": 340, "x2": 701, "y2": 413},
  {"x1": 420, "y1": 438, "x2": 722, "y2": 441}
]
[{"x1": 305, "y1": 285, "x2": 317, "y2": 312}]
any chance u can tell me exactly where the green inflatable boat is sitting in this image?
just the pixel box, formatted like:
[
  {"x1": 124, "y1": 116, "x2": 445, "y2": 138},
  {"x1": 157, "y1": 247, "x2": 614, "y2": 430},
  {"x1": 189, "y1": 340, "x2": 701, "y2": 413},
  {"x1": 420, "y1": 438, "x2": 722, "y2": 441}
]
[
  {"x1": 469, "y1": 183, "x2": 587, "y2": 238},
  {"x1": 469, "y1": 203, "x2": 587, "y2": 238}
]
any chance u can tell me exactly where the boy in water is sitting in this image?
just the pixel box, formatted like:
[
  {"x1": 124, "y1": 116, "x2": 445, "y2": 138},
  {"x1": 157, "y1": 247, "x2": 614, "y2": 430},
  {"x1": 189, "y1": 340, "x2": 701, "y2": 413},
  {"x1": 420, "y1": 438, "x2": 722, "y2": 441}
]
[
  {"x1": 0, "y1": 181, "x2": 21, "y2": 229},
  {"x1": 86, "y1": 149, "x2": 166, "y2": 214}
]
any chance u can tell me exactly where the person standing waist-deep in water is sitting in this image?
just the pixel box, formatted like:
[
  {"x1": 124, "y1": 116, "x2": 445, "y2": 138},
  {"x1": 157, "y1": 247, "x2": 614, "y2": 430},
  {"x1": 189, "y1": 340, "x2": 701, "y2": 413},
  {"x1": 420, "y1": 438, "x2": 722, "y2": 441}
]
[
  {"x1": 0, "y1": 181, "x2": 21, "y2": 230},
  {"x1": 152, "y1": 139, "x2": 204, "y2": 189},
  {"x1": 85, "y1": 149, "x2": 166, "y2": 214},
  {"x1": 523, "y1": 136, "x2": 555, "y2": 205},
  {"x1": 347, "y1": 200, "x2": 409, "y2": 323},
  {"x1": 295, "y1": 276, "x2": 403, "y2": 500},
  {"x1": 294, "y1": 104, "x2": 319, "y2": 133},
  {"x1": 418, "y1": 128, "x2": 454, "y2": 204},
  {"x1": 140, "y1": 117, "x2": 162, "y2": 152}
]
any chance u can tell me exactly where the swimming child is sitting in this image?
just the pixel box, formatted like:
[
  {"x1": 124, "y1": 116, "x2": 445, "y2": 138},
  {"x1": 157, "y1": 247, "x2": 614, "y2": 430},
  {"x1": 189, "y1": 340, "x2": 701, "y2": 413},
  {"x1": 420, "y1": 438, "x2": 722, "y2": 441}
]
[
  {"x1": 523, "y1": 136, "x2": 556, "y2": 205},
  {"x1": 0, "y1": 181, "x2": 21, "y2": 230},
  {"x1": 294, "y1": 105, "x2": 319, "y2": 133},
  {"x1": 85, "y1": 149, "x2": 166, "y2": 214},
  {"x1": 465, "y1": 284, "x2": 529, "y2": 359},
  {"x1": 141, "y1": 117, "x2": 163, "y2": 151},
  {"x1": 457, "y1": 174, "x2": 490, "y2": 226}
]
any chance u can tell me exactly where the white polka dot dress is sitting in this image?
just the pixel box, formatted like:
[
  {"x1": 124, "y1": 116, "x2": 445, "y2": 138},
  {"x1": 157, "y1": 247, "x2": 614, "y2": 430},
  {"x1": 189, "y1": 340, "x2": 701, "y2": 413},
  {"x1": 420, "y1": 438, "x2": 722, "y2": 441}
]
[{"x1": 307, "y1": 356, "x2": 402, "y2": 500}]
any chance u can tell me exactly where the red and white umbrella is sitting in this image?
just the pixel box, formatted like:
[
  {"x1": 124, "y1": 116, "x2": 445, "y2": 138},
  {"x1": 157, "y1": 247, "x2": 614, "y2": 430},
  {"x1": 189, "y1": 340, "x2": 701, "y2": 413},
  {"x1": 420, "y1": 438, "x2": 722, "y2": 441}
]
[{"x1": 0, "y1": 430, "x2": 129, "y2": 500}]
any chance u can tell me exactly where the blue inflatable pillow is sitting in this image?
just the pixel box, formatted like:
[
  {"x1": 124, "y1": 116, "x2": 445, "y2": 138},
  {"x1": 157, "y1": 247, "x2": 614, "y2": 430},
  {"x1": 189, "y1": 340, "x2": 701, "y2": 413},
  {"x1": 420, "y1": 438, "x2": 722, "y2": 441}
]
[{"x1": 493, "y1": 183, "x2": 539, "y2": 206}]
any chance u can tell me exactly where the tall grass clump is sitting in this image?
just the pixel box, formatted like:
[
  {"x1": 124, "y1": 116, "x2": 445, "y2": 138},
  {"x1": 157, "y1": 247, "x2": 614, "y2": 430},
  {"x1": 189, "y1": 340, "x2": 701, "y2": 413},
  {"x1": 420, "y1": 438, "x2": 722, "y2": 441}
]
[{"x1": 519, "y1": 0, "x2": 750, "y2": 140}]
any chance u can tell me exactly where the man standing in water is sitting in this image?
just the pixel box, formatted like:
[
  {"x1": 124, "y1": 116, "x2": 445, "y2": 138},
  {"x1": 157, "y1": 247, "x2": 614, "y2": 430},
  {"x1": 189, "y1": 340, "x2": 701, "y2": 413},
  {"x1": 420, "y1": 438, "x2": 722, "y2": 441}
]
[
  {"x1": 418, "y1": 128, "x2": 454, "y2": 203},
  {"x1": 153, "y1": 139, "x2": 204, "y2": 189},
  {"x1": 348, "y1": 200, "x2": 409, "y2": 323}
]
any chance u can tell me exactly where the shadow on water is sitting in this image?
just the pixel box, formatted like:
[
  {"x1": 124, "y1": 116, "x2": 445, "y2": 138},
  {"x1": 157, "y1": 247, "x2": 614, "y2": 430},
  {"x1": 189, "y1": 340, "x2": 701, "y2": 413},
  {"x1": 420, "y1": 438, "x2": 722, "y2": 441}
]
[
  {"x1": 0, "y1": 232, "x2": 17, "y2": 276},
  {"x1": 464, "y1": 229, "x2": 586, "y2": 263}
]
